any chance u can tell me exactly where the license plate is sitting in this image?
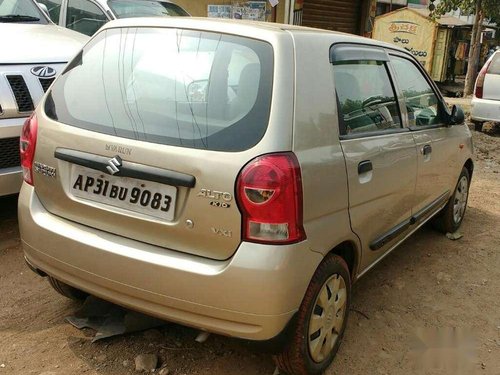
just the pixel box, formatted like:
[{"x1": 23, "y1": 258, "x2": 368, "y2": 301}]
[{"x1": 70, "y1": 165, "x2": 177, "y2": 221}]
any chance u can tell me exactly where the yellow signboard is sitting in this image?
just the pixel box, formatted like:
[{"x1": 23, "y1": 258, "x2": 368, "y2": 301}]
[{"x1": 373, "y1": 8, "x2": 437, "y2": 73}]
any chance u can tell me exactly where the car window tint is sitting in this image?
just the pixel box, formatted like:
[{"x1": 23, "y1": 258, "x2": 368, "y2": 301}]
[
  {"x1": 45, "y1": 28, "x2": 274, "y2": 152},
  {"x1": 66, "y1": 0, "x2": 107, "y2": 36},
  {"x1": 333, "y1": 60, "x2": 402, "y2": 135},
  {"x1": 488, "y1": 53, "x2": 500, "y2": 74},
  {"x1": 37, "y1": 0, "x2": 61, "y2": 22},
  {"x1": 390, "y1": 56, "x2": 446, "y2": 127}
]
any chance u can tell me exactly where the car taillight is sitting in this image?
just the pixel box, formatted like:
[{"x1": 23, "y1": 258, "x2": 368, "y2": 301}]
[
  {"x1": 475, "y1": 60, "x2": 492, "y2": 99},
  {"x1": 20, "y1": 113, "x2": 38, "y2": 185},
  {"x1": 236, "y1": 152, "x2": 306, "y2": 244}
]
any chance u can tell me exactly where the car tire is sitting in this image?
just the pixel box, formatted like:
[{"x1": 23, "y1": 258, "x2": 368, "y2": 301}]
[
  {"x1": 48, "y1": 276, "x2": 88, "y2": 301},
  {"x1": 473, "y1": 121, "x2": 483, "y2": 132},
  {"x1": 273, "y1": 255, "x2": 351, "y2": 375},
  {"x1": 432, "y1": 167, "x2": 470, "y2": 234}
]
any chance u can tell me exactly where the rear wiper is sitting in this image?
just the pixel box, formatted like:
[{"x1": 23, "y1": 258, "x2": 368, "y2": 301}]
[{"x1": 0, "y1": 14, "x2": 40, "y2": 22}]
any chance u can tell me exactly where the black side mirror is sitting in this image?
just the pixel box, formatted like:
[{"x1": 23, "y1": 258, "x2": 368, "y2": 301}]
[{"x1": 449, "y1": 105, "x2": 465, "y2": 125}]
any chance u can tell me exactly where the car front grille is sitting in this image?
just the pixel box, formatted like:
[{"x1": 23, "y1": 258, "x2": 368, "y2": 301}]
[
  {"x1": 39, "y1": 77, "x2": 55, "y2": 92},
  {"x1": 0, "y1": 137, "x2": 20, "y2": 169},
  {"x1": 6, "y1": 75, "x2": 34, "y2": 112}
]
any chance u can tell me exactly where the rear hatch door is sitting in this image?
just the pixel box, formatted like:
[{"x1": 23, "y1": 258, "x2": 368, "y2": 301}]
[{"x1": 33, "y1": 26, "x2": 276, "y2": 260}]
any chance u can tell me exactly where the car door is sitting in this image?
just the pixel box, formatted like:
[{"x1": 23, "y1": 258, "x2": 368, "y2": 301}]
[
  {"x1": 331, "y1": 44, "x2": 418, "y2": 272},
  {"x1": 389, "y1": 54, "x2": 457, "y2": 217},
  {"x1": 64, "y1": 0, "x2": 109, "y2": 36}
]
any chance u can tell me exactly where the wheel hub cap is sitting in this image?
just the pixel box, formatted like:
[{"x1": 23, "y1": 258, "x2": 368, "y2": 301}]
[
  {"x1": 453, "y1": 176, "x2": 468, "y2": 224},
  {"x1": 326, "y1": 307, "x2": 335, "y2": 325},
  {"x1": 308, "y1": 274, "x2": 347, "y2": 363}
]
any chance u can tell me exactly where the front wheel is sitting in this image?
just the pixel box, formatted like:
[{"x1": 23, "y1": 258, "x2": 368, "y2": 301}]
[
  {"x1": 274, "y1": 255, "x2": 351, "y2": 375},
  {"x1": 433, "y1": 167, "x2": 470, "y2": 233}
]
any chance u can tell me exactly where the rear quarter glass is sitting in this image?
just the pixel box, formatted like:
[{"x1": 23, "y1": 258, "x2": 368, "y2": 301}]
[{"x1": 45, "y1": 27, "x2": 274, "y2": 152}]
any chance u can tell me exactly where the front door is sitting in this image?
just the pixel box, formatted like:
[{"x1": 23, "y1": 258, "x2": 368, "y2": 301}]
[
  {"x1": 332, "y1": 46, "x2": 417, "y2": 272},
  {"x1": 390, "y1": 54, "x2": 456, "y2": 216}
]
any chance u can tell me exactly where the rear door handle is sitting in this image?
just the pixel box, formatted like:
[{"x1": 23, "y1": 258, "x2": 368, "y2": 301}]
[
  {"x1": 422, "y1": 144, "x2": 432, "y2": 155},
  {"x1": 358, "y1": 160, "x2": 373, "y2": 175}
]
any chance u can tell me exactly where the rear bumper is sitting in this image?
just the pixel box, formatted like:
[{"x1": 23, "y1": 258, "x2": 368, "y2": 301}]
[
  {"x1": 0, "y1": 167, "x2": 22, "y2": 196},
  {"x1": 471, "y1": 97, "x2": 500, "y2": 122},
  {"x1": 19, "y1": 184, "x2": 322, "y2": 341}
]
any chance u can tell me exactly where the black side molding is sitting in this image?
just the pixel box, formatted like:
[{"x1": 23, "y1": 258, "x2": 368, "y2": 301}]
[
  {"x1": 411, "y1": 191, "x2": 450, "y2": 224},
  {"x1": 370, "y1": 191, "x2": 450, "y2": 251},
  {"x1": 54, "y1": 148, "x2": 196, "y2": 188},
  {"x1": 370, "y1": 219, "x2": 411, "y2": 251}
]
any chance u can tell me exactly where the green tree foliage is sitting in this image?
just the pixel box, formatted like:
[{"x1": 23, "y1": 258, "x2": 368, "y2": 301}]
[{"x1": 434, "y1": 0, "x2": 500, "y2": 23}]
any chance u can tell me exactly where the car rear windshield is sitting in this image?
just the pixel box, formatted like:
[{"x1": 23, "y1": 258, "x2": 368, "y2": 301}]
[
  {"x1": 108, "y1": 0, "x2": 189, "y2": 18},
  {"x1": 45, "y1": 28, "x2": 274, "y2": 152}
]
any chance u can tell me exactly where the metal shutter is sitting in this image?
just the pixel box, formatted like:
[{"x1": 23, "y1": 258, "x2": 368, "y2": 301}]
[{"x1": 301, "y1": 0, "x2": 362, "y2": 35}]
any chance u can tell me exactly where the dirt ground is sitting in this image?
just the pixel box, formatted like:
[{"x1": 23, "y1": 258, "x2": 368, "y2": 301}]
[{"x1": 1, "y1": 128, "x2": 499, "y2": 375}]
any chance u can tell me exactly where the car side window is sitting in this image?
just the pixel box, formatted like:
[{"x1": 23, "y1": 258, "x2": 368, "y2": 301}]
[
  {"x1": 66, "y1": 0, "x2": 107, "y2": 36},
  {"x1": 333, "y1": 60, "x2": 402, "y2": 136},
  {"x1": 38, "y1": 0, "x2": 62, "y2": 22},
  {"x1": 390, "y1": 55, "x2": 446, "y2": 127}
]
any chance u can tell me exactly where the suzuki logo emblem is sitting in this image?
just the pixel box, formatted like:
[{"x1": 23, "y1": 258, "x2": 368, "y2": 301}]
[
  {"x1": 106, "y1": 156, "x2": 122, "y2": 175},
  {"x1": 30, "y1": 66, "x2": 57, "y2": 78}
]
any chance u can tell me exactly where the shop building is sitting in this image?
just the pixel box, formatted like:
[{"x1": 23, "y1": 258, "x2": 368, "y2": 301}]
[
  {"x1": 372, "y1": 7, "x2": 485, "y2": 95},
  {"x1": 175, "y1": 0, "x2": 376, "y2": 36}
]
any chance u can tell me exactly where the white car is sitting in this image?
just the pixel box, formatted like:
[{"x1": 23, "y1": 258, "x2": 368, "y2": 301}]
[
  {"x1": 38, "y1": 0, "x2": 189, "y2": 35},
  {"x1": 471, "y1": 50, "x2": 500, "y2": 131},
  {"x1": 0, "y1": 0, "x2": 87, "y2": 197}
]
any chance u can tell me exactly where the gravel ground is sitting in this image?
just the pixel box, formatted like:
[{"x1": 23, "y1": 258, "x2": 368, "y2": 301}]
[{"x1": 0, "y1": 129, "x2": 499, "y2": 375}]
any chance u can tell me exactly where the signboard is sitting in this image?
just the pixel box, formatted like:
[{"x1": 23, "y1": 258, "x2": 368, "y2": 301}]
[
  {"x1": 373, "y1": 9, "x2": 437, "y2": 72},
  {"x1": 208, "y1": 1, "x2": 268, "y2": 21},
  {"x1": 207, "y1": 5, "x2": 232, "y2": 18}
]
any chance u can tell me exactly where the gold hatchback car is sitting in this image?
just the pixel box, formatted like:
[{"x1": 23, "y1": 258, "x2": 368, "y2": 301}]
[{"x1": 19, "y1": 17, "x2": 473, "y2": 374}]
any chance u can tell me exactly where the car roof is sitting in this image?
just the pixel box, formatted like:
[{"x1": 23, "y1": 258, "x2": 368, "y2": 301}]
[{"x1": 100, "y1": 16, "x2": 408, "y2": 53}]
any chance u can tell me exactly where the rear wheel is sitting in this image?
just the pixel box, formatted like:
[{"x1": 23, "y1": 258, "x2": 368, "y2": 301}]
[
  {"x1": 274, "y1": 255, "x2": 351, "y2": 375},
  {"x1": 433, "y1": 167, "x2": 470, "y2": 233},
  {"x1": 48, "y1": 276, "x2": 88, "y2": 301}
]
